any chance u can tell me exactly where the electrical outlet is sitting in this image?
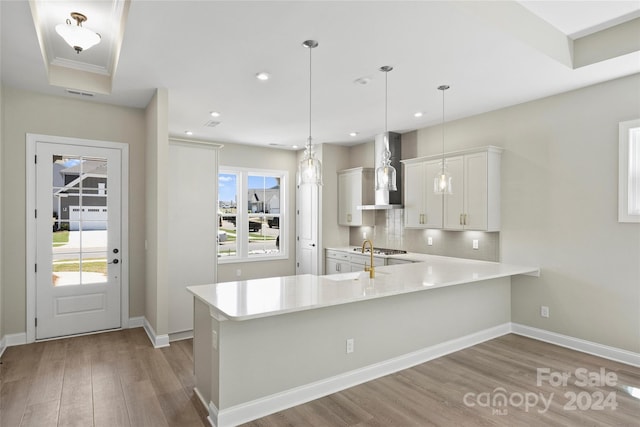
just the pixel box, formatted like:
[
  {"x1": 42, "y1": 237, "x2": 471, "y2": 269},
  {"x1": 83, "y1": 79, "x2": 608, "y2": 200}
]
[
  {"x1": 363, "y1": 231, "x2": 367, "y2": 239},
  {"x1": 346, "y1": 338, "x2": 354, "y2": 354},
  {"x1": 427, "y1": 236, "x2": 433, "y2": 246},
  {"x1": 472, "y1": 239, "x2": 479, "y2": 250},
  {"x1": 541, "y1": 306, "x2": 549, "y2": 318},
  {"x1": 236, "y1": 269, "x2": 242, "y2": 277}
]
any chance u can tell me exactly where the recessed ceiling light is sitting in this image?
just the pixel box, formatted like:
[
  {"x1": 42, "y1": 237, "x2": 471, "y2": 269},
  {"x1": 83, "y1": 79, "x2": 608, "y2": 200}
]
[
  {"x1": 414, "y1": 112, "x2": 424, "y2": 118},
  {"x1": 185, "y1": 130, "x2": 193, "y2": 135},
  {"x1": 256, "y1": 72, "x2": 270, "y2": 81},
  {"x1": 210, "y1": 111, "x2": 220, "y2": 117},
  {"x1": 349, "y1": 132, "x2": 359, "y2": 137},
  {"x1": 292, "y1": 145, "x2": 299, "y2": 149}
]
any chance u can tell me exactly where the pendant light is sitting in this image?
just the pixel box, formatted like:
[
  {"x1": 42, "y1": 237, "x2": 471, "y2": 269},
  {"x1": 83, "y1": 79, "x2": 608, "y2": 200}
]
[
  {"x1": 298, "y1": 40, "x2": 323, "y2": 186},
  {"x1": 375, "y1": 66, "x2": 397, "y2": 191},
  {"x1": 434, "y1": 85, "x2": 453, "y2": 194}
]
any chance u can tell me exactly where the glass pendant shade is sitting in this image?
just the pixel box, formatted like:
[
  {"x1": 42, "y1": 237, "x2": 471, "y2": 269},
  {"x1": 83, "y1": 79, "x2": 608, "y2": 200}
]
[
  {"x1": 434, "y1": 84, "x2": 452, "y2": 194},
  {"x1": 433, "y1": 161, "x2": 453, "y2": 194},
  {"x1": 298, "y1": 143, "x2": 323, "y2": 186},
  {"x1": 297, "y1": 40, "x2": 323, "y2": 186},
  {"x1": 376, "y1": 65, "x2": 397, "y2": 192},
  {"x1": 376, "y1": 149, "x2": 397, "y2": 191},
  {"x1": 55, "y1": 15, "x2": 101, "y2": 54}
]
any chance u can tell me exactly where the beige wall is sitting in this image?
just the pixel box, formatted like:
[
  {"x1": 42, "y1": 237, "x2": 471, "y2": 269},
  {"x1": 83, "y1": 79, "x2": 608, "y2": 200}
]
[
  {"x1": 1, "y1": 86, "x2": 147, "y2": 335},
  {"x1": 412, "y1": 74, "x2": 640, "y2": 352},
  {"x1": 320, "y1": 144, "x2": 351, "y2": 260},
  {"x1": 145, "y1": 89, "x2": 169, "y2": 336},
  {"x1": 217, "y1": 142, "x2": 298, "y2": 282}
]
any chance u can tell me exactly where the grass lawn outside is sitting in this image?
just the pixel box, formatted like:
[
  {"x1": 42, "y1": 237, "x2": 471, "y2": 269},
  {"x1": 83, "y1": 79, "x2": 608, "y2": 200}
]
[
  {"x1": 53, "y1": 258, "x2": 107, "y2": 275},
  {"x1": 52, "y1": 231, "x2": 69, "y2": 247}
]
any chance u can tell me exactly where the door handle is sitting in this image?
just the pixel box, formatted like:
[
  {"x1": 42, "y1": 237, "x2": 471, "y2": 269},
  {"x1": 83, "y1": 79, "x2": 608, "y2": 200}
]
[{"x1": 309, "y1": 243, "x2": 316, "y2": 247}]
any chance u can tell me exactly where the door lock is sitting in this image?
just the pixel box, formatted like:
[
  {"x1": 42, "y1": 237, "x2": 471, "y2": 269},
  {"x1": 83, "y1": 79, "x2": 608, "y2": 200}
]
[{"x1": 109, "y1": 259, "x2": 119, "y2": 264}]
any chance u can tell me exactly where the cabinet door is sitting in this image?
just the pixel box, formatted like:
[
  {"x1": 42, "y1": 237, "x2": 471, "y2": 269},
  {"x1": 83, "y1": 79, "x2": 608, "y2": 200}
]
[
  {"x1": 325, "y1": 258, "x2": 341, "y2": 274},
  {"x1": 443, "y1": 156, "x2": 465, "y2": 230},
  {"x1": 349, "y1": 173, "x2": 364, "y2": 225},
  {"x1": 404, "y1": 162, "x2": 425, "y2": 228},
  {"x1": 424, "y1": 160, "x2": 444, "y2": 228},
  {"x1": 464, "y1": 152, "x2": 488, "y2": 230},
  {"x1": 337, "y1": 172, "x2": 351, "y2": 226}
]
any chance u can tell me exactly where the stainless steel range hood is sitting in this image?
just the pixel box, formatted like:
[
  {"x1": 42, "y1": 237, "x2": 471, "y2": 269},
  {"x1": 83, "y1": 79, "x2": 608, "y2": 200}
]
[{"x1": 358, "y1": 132, "x2": 402, "y2": 210}]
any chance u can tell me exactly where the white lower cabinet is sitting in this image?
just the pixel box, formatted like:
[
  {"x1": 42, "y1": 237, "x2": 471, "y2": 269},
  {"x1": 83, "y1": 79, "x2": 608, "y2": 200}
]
[
  {"x1": 325, "y1": 250, "x2": 350, "y2": 274},
  {"x1": 325, "y1": 249, "x2": 385, "y2": 274},
  {"x1": 350, "y1": 253, "x2": 385, "y2": 272}
]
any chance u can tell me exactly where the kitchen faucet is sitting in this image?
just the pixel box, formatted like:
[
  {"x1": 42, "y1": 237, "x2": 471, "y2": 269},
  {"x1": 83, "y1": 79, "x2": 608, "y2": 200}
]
[{"x1": 361, "y1": 239, "x2": 375, "y2": 278}]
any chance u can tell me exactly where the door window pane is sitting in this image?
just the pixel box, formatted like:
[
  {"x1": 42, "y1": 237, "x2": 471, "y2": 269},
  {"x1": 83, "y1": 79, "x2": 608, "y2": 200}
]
[{"x1": 51, "y1": 155, "x2": 109, "y2": 285}]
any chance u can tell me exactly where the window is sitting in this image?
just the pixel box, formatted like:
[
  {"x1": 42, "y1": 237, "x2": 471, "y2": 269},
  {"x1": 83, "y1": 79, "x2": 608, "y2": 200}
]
[
  {"x1": 218, "y1": 167, "x2": 287, "y2": 260},
  {"x1": 619, "y1": 119, "x2": 640, "y2": 222}
]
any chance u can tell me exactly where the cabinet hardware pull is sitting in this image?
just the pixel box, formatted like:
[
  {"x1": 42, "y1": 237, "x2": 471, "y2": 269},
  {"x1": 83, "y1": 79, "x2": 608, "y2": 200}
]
[
  {"x1": 464, "y1": 214, "x2": 468, "y2": 225},
  {"x1": 460, "y1": 213, "x2": 463, "y2": 225}
]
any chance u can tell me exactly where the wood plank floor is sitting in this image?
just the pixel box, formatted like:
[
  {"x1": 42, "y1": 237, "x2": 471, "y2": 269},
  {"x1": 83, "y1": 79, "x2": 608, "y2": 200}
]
[{"x1": 2, "y1": 330, "x2": 638, "y2": 426}]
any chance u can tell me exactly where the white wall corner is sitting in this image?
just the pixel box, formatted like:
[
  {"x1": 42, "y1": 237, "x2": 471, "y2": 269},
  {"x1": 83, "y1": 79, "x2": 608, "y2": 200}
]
[
  {"x1": 0, "y1": 332, "x2": 28, "y2": 357},
  {"x1": 143, "y1": 317, "x2": 170, "y2": 348},
  {"x1": 510, "y1": 323, "x2": 640, "y2": 368},
  {"x1": 127, "y1": 316, "x2": 145, "y2": 328}
]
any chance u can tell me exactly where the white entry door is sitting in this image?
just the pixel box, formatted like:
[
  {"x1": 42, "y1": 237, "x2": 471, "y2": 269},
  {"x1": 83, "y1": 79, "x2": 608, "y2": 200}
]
[
  {"x1": 35, "y1": 141, "x2": 122, "y2": 339},
  {"x1": 296, "y1": 183, "x2": 320, "y2": 275}
]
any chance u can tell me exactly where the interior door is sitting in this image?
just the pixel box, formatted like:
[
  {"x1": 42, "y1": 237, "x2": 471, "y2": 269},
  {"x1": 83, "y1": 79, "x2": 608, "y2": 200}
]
[
  {"x1": 297, "y1": 183, "x2": 319, "y2": 275},
  {"x1": 35, "y1": 142, "x2": 122, "y2": 339}
]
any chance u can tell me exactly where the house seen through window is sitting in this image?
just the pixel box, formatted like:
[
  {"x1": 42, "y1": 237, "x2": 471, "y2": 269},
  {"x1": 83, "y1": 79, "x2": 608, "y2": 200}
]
[{"x1": 218, "y1": 168, "x2": 285, "y2": 260}]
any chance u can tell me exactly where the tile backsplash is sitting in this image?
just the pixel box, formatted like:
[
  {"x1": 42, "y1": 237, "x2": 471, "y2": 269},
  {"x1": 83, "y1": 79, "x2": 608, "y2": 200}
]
[{"x1": 349, "y1": 209, "x2": 500, "y2": 262}]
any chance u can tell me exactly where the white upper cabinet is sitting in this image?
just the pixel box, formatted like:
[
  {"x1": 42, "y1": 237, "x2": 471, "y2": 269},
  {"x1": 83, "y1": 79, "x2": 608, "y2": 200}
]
[
  {"x1": 402, "y1": 159, "x2": 443, "y2": 228},
  {"x1": 338, "y1": 167, "x2": 374, "y2": 226},
  {"x1": 443, "y1": 148, "x2": 502, "y2": 231},
  {"x1": 403, "y1": 146, "x2": 502, "y2": 232}
]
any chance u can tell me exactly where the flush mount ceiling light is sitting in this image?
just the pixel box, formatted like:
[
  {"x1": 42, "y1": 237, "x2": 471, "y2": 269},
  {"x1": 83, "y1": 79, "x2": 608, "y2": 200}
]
[
  {"x1": 210, "y1": 111, "x2": 221, "y2": 117},
  {"x1": 434, "y1": 85, "x2": 453, "y2": 194},
  {"x1": 298, "y1": 40, "x2": 322, "y2": 186},
  {"x1": 55, "y1": 12, "x2": 101, "y2": 54},
  {"x1": 414, "y1": 112, "x2": 424, "y2": 118},
  {"x1": 255, "y1": 72, "x2": 271, "y2": 81},
  {"x1": 375, "y1": 65, "x2": 397, "y2": 192}
]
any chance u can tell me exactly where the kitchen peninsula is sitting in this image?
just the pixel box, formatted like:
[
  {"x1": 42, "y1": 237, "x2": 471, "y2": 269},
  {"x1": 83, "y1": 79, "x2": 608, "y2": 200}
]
[{"x1": 188, "y1": 255, "x2": 538, "y2": 427}]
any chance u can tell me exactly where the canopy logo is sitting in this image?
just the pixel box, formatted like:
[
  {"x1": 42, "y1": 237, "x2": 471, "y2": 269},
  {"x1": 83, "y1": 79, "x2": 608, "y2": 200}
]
[{"x1": 462, "y1": 367, "x2": 618, "y2": 416}]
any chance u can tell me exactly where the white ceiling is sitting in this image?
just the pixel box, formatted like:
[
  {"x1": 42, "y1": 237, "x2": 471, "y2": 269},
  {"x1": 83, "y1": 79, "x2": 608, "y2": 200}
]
[{"x1": 2, "y1": 1, "x2": 639, "y2": 149}]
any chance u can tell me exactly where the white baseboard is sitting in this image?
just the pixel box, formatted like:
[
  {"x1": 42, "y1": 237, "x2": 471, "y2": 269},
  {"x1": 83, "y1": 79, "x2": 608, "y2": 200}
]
[
  {"x1": 510, "y1": 323, "x2": 640, "y2": 368},
  {"x1": 143, "y1": 318, "x2": 170, "y2": 348},
  {"x1": 169, "y1": 329, "x2": 193, "y2": 342},
  {"x1": 0, "y1": 332, "x2": 27, "y2": 358},
  {"x1": 128, "y1": 316, "x2": 145, "y2": 328},
  {"x1": 211, "y1": 323, "x2": 511, "y2": 427}
]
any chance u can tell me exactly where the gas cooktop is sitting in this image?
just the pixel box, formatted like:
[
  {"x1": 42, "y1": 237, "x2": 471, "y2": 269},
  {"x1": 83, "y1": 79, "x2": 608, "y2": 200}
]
[{"x1": 353, "y1": 247, "x2": 408, "y2": 256}]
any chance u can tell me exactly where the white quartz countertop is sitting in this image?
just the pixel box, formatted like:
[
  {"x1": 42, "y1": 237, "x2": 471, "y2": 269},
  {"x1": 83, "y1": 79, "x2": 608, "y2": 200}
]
[{"x1": 187, "y1": 254, "x2": 539, "y2": 321}]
